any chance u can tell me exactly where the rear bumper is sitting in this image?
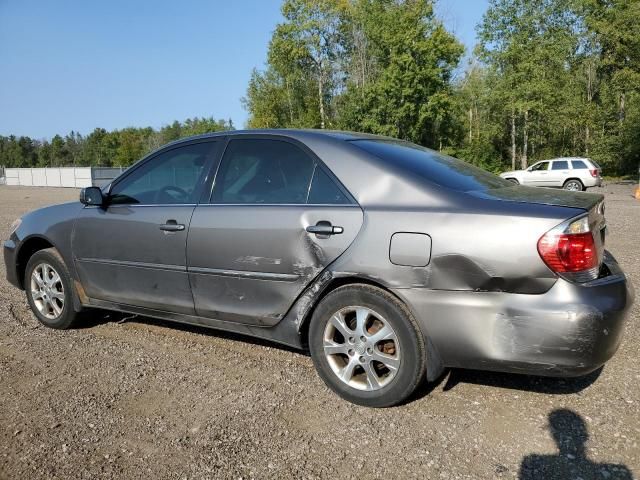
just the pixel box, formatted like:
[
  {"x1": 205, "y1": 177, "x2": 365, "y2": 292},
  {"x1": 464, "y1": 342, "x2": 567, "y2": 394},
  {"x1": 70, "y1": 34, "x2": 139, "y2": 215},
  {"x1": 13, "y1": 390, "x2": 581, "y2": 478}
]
[
  {"x1": 393, "y1": 253, "x2": 633, "y2": 377},
  {"x1": 3, "y1": 238, "x2": 20, "y2": 289}
]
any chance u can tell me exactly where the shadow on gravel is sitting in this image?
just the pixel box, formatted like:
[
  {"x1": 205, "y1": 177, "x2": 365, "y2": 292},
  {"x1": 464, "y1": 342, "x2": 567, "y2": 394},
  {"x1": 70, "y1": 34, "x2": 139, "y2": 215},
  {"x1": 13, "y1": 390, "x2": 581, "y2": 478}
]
[
  {"x1": 439, "y1": 367, "x2": 603, "y2": 395},
  {"x1": 519, "y1": 409, "x2": 632, "y2": 479},
  {"x1": 77, "y1": 310, "x2": 306, "y2": 355}
]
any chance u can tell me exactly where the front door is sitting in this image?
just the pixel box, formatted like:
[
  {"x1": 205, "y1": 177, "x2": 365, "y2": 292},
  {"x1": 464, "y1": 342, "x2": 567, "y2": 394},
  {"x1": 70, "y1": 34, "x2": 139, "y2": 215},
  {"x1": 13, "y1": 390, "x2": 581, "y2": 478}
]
[
  {"x1": 72, "y1": 140, "x2": 219, "y2": 314},
  {"x1": 523, "y1": 161, "x2": 551, "y2": 186},
  {"x1": 187, "y1": 137, "x2": 363, "y2": 326}
]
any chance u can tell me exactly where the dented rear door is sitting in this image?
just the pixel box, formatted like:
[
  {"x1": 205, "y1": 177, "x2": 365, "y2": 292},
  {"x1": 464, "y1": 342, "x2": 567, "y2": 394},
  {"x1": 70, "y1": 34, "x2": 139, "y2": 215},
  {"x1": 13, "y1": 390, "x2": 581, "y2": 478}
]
[{"x1": 186, "y1": 136, "x2": 363, "y2": 326}]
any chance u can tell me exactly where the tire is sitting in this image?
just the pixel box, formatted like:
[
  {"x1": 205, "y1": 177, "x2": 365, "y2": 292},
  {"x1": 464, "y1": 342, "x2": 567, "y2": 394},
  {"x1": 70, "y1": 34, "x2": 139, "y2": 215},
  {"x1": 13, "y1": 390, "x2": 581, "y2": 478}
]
[
  {"x1": 506, "y1": 178, "x2": 519, "y2": 185},
  {"x1": 308, "y1": 284, "x2": 426, "y2": 407},
  {"x1": 25, "y1": 248, "x2": 80, "y2": 329},
  {"x1": 563, "y1": 179, "x2": 583, "y2": 191}
]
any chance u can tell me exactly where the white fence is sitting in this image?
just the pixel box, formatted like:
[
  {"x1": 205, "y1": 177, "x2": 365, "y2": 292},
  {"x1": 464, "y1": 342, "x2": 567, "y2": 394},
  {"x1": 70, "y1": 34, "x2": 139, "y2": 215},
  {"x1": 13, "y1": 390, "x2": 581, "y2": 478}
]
[
  {"x1": 2, "y1": 167, "x2": 127, "y2": 188},
  {"x1": 5, "y1": 167, "x2": 92, "y2": 188}
]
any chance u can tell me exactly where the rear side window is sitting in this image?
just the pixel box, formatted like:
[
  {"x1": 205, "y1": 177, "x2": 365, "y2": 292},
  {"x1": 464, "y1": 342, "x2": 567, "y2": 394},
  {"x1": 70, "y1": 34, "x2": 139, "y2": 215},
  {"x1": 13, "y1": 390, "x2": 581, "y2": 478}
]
[
  {"x1": 572, "y1": 160, "x2": 588, "y2": 169},
  {"x1": 552, "y1": 161, "x2": 569, "y2": 170},
  {"x1": 308, "y1": 167, "x2": 349, "y2": 204},
  {"x1": 350, "y1": 139, "x2": 510, "y2": 192},
  {"x1": 213, "y1": 139, "x2": 315, "y2": 204}
]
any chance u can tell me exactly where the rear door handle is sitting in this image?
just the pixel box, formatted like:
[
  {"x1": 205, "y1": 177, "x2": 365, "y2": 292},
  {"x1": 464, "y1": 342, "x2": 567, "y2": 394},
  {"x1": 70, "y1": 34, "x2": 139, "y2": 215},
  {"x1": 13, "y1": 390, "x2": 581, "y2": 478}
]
[
  {"x1": 306, "y1": 221, "x2": 343, "y2": 237},
  {"x1": 160, "y1": 219, "x2": 185, "y2": 232}
]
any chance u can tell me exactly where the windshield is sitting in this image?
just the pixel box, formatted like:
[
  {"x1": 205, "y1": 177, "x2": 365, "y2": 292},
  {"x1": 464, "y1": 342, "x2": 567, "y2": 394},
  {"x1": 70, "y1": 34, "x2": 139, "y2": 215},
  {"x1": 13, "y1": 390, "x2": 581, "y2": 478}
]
[{"x1": 350, "y1": 139, "x2": 511, "y2": 192}]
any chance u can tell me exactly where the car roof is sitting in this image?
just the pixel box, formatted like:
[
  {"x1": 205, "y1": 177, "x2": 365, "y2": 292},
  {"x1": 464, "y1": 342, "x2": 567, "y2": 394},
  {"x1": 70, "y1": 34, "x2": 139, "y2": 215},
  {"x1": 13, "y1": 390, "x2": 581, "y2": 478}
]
[{"x1": 162, "y1": 128, "x2": 394, "y2": 147}]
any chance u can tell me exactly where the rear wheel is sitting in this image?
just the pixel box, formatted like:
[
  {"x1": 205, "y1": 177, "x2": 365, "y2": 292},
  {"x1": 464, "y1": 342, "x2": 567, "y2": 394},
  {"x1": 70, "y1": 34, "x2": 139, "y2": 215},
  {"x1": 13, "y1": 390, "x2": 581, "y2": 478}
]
[
  {"x1": 309, "y1": 284, "x2": 426, "y2": 407},
  {"x1": 563, "y1": 179, "x2": 583, "y2": 191},
  {"x1": 25, "y1": 248, "x2": 80, "y2": 329}
]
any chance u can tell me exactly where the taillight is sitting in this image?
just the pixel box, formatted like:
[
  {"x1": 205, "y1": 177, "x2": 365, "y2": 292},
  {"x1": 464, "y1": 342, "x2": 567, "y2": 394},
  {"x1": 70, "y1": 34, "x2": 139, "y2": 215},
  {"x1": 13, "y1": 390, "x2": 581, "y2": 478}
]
[
  {"x1": 538, "y1": 215, "x2": 600, "y2": 281},
  {"x1": 589, "y1": 169, "x2": 598, "y2": 177}
]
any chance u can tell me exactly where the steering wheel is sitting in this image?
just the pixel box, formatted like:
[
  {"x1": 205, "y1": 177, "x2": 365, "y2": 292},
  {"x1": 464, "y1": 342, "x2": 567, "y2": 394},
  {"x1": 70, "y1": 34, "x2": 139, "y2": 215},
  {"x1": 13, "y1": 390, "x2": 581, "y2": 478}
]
[{"x1": 155, "y1": 185, "x2": 189, "y2": 204}]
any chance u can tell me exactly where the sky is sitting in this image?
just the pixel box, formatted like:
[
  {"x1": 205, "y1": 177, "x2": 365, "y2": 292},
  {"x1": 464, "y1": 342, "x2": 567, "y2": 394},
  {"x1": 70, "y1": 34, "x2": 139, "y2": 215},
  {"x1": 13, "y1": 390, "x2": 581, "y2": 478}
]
[{"x1": 0, "y1": 0, "x2": 489, "y2": 139}]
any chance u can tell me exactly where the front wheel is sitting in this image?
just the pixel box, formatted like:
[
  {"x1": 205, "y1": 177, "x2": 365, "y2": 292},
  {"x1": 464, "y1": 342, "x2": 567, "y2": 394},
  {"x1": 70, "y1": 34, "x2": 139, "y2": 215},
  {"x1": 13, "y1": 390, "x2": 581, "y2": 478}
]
[
  {"x1": 25, "y1": 248, "x2": 81, "y2": 329},
  {"x1": 308, "y1": 284, "x2": 426, "y2": 407},
  {"x1": 563, "y1": 179, "x2": 584, "y2": 191}
]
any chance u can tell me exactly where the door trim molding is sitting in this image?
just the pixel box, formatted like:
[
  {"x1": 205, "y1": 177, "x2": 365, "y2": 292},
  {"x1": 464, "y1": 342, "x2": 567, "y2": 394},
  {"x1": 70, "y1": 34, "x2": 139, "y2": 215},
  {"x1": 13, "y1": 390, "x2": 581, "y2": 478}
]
[
  {"x1": 76, "y1": 257, "x2": 187, "y2": 272},
  {"x1": 188, "y1": 266, "x2": 299, "y2": 282}
]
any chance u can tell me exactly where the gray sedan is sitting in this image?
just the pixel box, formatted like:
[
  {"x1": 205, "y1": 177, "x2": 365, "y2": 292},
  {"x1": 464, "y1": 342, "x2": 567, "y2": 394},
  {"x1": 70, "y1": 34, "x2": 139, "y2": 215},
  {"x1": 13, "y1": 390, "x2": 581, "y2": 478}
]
[{"x1": 3, "y1": 130, "x2": 634, "y2": 407}]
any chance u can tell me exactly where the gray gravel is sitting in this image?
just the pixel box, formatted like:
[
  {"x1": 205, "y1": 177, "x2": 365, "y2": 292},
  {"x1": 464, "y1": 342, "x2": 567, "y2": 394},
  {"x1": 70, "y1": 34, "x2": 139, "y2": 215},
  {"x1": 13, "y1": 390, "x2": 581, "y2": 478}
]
[{"x1": 0, "y1": 183, "x2": 638, "y2": 479}]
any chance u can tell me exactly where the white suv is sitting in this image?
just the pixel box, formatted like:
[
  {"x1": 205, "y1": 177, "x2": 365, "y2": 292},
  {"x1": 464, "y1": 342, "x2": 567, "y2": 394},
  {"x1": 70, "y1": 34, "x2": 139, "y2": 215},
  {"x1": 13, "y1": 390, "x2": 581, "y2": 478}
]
[{"x1": 500, "y1": 157, "x2": 602, "y2": 191}]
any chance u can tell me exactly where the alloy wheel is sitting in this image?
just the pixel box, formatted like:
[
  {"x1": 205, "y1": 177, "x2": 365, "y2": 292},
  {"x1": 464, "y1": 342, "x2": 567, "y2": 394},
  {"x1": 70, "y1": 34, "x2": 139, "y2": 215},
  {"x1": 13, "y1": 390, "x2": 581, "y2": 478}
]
[
  {"x1": 30, "y1": 263, "x2": 65, "y2": 320},
  {"x1": 564, "y1": 180, "x2": 582, "y2": 191},
  {"x1": 323, "y1": 306, "x2": 400, "y2": 391}
]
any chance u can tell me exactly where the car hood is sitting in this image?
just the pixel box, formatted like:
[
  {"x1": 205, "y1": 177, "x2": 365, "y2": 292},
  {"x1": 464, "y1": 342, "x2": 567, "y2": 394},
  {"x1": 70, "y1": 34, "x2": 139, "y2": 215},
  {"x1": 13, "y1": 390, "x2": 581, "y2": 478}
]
[
  {"x1": 499, "y1": 170, "x2": 523, "y2": 177},
  {"x1": 468, "y1": 185, "x2": 603, "y2": 211}
]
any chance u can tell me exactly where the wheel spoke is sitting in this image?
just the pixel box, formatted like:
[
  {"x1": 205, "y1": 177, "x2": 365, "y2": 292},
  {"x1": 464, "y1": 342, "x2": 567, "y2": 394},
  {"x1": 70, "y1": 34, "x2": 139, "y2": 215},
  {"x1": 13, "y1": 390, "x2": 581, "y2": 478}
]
[
  {"x1": 369, "y1": 325, "x2": 395, "y2": 345},
  {"x1": 32, "y1": 289, "x2": 45, "y2": 300},
  {"x1": 329, "y1": 313, "x2": 352, "y2": 338},
  {"x1": 51, "y1": 299, "x2": 62, "y2": 316},
  {"x1": 51, "y1": 290, "x2": 65, "y2": 301},
  {"x1": 362, "y1": 361, "x2": 381, "y2": 389},
  {"x1": 33, "y1": 269, "x2": 45, "y2": 287},
  {"x1": 338, "y1": 358, "x2": 358, "y2": 383},
  {"x1": 323, "y1": 340, "x2": 348, "y2": 356},
  {"x1": 47, "y1": 272, "x2": 61, "y2": 288},
  {"x1": 354, "y1": 307, "x2": 369, "y2": 336},
  {"x1": 372, "y1": 350, "x2": 400, "y2": 371}
]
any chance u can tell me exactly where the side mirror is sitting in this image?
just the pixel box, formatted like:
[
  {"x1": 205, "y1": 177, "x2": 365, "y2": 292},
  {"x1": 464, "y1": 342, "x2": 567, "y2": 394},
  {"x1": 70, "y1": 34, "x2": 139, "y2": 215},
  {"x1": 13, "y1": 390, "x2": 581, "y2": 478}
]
[{"x1": 80, "y1": 186, "x2": 104, "y2": 206}]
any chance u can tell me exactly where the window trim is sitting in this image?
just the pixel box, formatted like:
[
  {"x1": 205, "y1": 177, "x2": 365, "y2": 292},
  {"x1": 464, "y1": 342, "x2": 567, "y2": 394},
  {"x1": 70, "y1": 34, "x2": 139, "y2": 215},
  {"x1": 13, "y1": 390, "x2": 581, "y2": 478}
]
[
  {"x1": 551, "y1": 160, "x2": 569, "y2": 170},
  {"x1": 105, "y1": 139, "x2": 222, "y2": 207},
  {"x1": 205, "y1": 134, "x2": 357, "y2": 206}
]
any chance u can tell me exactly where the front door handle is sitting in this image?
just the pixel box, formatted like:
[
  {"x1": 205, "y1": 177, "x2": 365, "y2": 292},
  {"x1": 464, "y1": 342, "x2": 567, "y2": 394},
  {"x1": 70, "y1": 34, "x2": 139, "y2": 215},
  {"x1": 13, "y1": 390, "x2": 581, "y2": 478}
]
[
  {"x1": 306, "y1": 221, "x2": 343, "y2": 237},
  {"x1": 160, "y1": 219, "x2": 185, "y2": 232}
]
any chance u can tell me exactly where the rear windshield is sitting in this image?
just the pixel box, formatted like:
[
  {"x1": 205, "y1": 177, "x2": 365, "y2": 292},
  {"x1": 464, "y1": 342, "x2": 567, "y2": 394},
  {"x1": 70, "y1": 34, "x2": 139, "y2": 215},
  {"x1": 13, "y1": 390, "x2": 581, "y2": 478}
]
[{"x1": 350, "y1": 139, "x2": 511, "y2": 192}]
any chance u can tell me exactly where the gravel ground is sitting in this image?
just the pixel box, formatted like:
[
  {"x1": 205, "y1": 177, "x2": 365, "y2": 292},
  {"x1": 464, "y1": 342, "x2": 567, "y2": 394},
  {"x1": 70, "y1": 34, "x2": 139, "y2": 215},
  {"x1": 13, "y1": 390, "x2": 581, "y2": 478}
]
[{"x1": 0, "y1": 183, "x2": 638, "y2": 480}]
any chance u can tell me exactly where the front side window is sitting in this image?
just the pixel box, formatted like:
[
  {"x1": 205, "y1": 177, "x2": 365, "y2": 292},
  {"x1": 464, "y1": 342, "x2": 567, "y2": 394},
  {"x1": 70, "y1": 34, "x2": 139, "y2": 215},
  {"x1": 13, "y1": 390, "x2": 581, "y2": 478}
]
[
  {"x1": 109, "y1": 142, "x2": 216, "y2": 205},
  {"x1": 552, "y1": 160, "x2": 569, "y2": 170},
  {"x1": 530, "y1": 162, "x2": 549, "y2": 172},
  {"x1": 212, "y1": 139, "x2": 315, "y2": 204}
]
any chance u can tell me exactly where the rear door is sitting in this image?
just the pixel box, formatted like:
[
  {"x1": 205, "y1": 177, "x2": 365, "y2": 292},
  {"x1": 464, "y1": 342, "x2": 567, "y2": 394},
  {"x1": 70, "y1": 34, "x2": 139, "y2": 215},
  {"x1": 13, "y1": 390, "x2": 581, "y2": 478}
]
[
  {"x1": 187, "y1": 136, "x2": 363, "y2": 326},
  {"x1": 73, "y1": 140, "x2": 220, "y2": 314},
  {"x1": 549, "y1": 159, "x2": 570, "y2": 187}
]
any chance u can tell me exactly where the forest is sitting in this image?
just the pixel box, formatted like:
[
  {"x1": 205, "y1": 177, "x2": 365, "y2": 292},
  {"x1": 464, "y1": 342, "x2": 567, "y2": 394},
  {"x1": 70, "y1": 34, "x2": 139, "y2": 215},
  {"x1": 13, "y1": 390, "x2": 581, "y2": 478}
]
[{"x1": 1, "y1": 0, "x2": 638, "y2": 176}]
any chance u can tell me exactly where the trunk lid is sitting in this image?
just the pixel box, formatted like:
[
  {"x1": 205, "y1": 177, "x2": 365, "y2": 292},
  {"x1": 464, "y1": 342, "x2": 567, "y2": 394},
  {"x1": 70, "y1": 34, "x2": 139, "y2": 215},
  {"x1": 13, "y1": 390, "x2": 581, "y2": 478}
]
[{"x1": 469, "y1": 184, "x2": 603, "y2": 211}]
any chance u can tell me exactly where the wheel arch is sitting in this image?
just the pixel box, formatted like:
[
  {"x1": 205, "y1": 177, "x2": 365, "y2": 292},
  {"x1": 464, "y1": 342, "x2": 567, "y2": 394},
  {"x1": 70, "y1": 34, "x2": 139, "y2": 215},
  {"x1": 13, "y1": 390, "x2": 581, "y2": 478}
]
[
  {"x1": 297, "y1": 274, "x2": 445, "y2": 382},
  {"x1": 15, "y1": 235, "x2": 56, "y2": 289},
  {"x1": 563, "y1": 177, "x2": 584, "y2": 187}
]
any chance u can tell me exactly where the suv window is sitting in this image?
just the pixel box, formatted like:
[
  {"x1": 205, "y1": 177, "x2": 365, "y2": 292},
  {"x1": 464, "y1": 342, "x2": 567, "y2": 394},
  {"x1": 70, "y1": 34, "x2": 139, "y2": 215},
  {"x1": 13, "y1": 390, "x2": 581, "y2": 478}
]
[
  {"x1": 213, "y1": 139, "x2": 315, "y2": 204},
  {"x1": 552, "y1": 160, "x2": 569, "y2": 170},
  {"x1": 308, "y1": 167, "x2": 349, "y2": 204},
  {"x1": 572, "y1": 160, "x2": 588, "y2": 169},
  {"x1": 110, "y1": 142, "x2": 216, "y2": 205},
  {"x1": 530, "y1": 162, "x2": 549, "y2": 172}
]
